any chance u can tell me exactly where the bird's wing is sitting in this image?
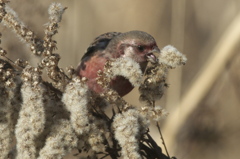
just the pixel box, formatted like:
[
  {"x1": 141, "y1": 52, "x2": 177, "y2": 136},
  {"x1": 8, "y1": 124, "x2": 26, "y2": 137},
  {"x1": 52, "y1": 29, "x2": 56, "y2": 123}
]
[
  {"x1": 77, "y1": 32, "x2": 121, "y2": 73},
  {"x1": 81, "y1": 32, "x2": 122, "y2": 62}
]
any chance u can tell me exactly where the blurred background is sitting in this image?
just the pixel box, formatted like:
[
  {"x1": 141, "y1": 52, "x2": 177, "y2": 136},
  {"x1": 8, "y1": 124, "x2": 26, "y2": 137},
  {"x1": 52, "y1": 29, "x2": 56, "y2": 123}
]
[{"x1": 1, "y1": 0, "x2": 240, "y2": 158}]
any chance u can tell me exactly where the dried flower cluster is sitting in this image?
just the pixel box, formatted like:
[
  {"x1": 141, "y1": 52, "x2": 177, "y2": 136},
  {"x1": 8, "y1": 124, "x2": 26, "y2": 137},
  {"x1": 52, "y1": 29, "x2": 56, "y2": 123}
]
[
  {"x1": 107, "y1": 57, "x2": 143, "y2": 87},
  {"x1": 16, "y1": 66, "x2": 46, "y2": 159},
  {"x1": 0, "y1": 1, "x2": 187, "y2": 159},
  {"x1": 1, "y1": 1, "x2": 43, "y2": 55},
  {"x1": 0, "y1": 58, "x2": 19, "y2": 159}
]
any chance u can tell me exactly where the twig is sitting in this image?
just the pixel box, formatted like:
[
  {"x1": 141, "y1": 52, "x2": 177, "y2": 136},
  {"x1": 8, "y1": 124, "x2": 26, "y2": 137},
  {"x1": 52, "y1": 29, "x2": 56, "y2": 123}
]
[
  {"x1": 156, "y1": 122, "x2": 170, "y2": 159},
  {"x1": 153, "y1": 99, "x2": 170, "y2": 159}
]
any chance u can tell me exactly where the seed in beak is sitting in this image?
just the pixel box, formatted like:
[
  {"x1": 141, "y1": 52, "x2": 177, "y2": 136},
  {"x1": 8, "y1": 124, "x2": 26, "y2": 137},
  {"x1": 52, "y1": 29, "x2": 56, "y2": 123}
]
[{"x1": 146, "y1": 52, "x2": 158, "y2": 64}]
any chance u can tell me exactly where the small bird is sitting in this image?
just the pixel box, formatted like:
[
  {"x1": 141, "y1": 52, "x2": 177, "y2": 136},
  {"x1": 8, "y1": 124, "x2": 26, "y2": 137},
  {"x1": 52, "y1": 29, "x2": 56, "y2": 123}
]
[{"x1": 76, "y1": 30, "x2": 160, "y2": 96}]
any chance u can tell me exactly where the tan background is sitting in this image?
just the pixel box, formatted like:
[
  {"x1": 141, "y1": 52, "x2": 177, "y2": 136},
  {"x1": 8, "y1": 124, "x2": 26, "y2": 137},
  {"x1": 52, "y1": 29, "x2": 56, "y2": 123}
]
[{"x1": 1, "y1": 0, "x2": 240, "y2": 158}]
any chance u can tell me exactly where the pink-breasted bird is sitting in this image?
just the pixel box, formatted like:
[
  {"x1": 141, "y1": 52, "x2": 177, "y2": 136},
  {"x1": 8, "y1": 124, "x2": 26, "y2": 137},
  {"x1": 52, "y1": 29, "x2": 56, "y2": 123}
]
[{"x1": 76, "y1": 30, "x2": 160, "y2": 96}]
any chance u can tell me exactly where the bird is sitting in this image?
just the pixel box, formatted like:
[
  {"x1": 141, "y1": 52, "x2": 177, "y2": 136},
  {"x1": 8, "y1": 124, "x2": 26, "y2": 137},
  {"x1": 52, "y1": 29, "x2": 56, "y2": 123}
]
[{"x1": 76, "y1": 30, "x2": 160, "y2": 97}]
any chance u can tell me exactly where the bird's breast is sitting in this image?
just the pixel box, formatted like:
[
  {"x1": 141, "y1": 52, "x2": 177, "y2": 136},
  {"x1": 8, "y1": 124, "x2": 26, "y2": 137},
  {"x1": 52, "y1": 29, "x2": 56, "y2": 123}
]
[
  {"x1": 110, "y1": 76, "x2": 134, "y2": 96},
  {"x1": 79, "y1": 56, "x2": 134, "y2": 96},
  {"x1": 79, "y1": 56, "x2": 106, "y2": 94}
]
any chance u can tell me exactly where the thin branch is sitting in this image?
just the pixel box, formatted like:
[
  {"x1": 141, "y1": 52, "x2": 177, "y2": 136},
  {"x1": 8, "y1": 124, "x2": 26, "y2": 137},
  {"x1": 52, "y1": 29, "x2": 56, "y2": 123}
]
[{"x1": 156, "y1": 123, "x2": 170, "y2": 159}]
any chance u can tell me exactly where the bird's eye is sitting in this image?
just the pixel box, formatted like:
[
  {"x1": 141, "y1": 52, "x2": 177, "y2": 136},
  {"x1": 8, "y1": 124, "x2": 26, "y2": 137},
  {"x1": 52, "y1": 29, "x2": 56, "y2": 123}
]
[{"x1": 137, "y1": 45, "x2": 145, "y2": 52}]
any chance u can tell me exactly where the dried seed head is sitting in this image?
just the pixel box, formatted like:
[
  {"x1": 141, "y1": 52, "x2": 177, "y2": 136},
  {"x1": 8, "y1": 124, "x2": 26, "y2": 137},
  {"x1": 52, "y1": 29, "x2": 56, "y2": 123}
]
[
  {"x1": 21, "y1": 65, "x2": 42, "y2": 86},
  {"x1": 48, "y1": 2, "x2": 66, "y2": 23},
  {"x1": 0, "y1": 48, "x2": 7, "y2": 56},
  {"x1": 159, "y1": 45, "x2": 187, "y2": 68},
  {"x1": 15, "y1": 59, "x2": 28, "y2": 68}
]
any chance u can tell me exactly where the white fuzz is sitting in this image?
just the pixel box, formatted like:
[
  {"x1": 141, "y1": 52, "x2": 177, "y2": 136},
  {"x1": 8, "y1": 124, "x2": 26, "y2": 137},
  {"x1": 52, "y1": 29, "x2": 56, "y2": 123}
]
[
  {"x1": 4, "y1": 5, "x2": 25, "y2": 27},
  {"x1": 88, "y1": 125, "x2": 105, "y2": 152},
  {"x1": 0, "y1": 85, "x2": 16, "y2": 158},
  {"x1": 38, "y1": 120, "x2": 78, "y2": 159},
  {"x1": 15, "y1": 70, "x2": 46, "y2": 159},
  {"x1": 0, "y1": 60, "x2": 20, "y2": 158},
  {"x1": 48, "y1": 3, "x2": 66, "y2": 23},
  {"x1": 110, "y1": 57, "x2": 143, "y2": 87},
  {"x1": 89, "y1": 118, "x2": 109, "y2": 152},
  {"x1": 141, "y1": 106, "x2": 168, "y2": 122},
  {"x1": 63, "y1": 78, "x2": 107, "y2": 153},
  {"x1": 62, "y1": 77, "x2": 90, "y2": 135},
  {"x1": 159, "y1": 45, "x2": 187, "y2": 68},
  {"x1": 2, "y1": 5, "x2": 32, "y2": 44},
  {"x1": 113, "y1": 109, "x2": 142, "y2": 159}
]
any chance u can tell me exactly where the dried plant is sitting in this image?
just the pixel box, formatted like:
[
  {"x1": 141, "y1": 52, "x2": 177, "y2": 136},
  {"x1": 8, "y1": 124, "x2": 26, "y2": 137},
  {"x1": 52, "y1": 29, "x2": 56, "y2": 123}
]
[{"x1": 0, "y1": 1, "x2": 187, "y2": 159}]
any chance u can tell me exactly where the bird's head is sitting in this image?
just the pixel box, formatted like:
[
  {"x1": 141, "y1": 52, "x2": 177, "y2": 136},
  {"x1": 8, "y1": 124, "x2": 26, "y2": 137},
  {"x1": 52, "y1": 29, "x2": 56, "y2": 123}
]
[{"x1": 106, "y1": 30, "x2": 160, "y2": 65}]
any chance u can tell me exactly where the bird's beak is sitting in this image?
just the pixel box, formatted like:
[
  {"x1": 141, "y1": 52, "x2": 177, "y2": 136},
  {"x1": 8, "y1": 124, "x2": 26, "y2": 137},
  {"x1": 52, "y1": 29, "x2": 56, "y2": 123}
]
[{"x1": 146, "y1": 49, "x2": 159, "y2": 64}]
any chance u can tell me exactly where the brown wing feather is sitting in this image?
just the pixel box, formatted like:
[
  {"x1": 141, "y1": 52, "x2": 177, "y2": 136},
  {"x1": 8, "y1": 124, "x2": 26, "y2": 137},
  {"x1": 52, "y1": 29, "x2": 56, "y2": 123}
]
[
  {"x1": 77, "y1": 32, "x2": 121, "y2": 72},
  {"x1": 81, "y1": 32, "x2": 121, "y2": 61}
]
